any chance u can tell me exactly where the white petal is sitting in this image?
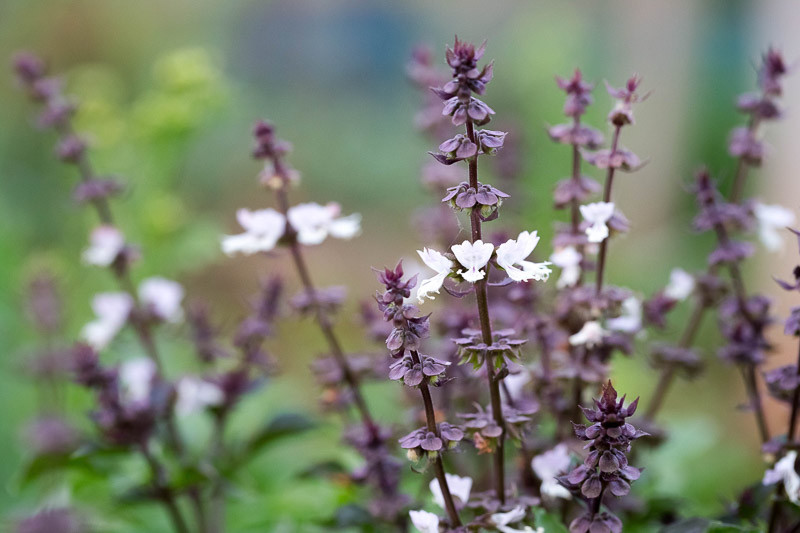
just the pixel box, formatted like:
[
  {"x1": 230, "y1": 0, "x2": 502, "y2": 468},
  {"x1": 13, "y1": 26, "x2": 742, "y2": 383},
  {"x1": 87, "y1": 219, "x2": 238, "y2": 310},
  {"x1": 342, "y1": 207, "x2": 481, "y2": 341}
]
[
  {"x1": 329, "y1": 213, "x2": 362, "y2": 239},
  {"x1": 176, "y1": 377, "x2": 224, "y2": 415},
  {"x1": 139, "y1": 277, "x2": 184, "y2": 323},
  {"x1": 755, "y1": 203, "x2": 795, "y2": 252},
  {"x1": 607, "y1": 297, "x2": 642, "y2": 333},
  {"x1": 81, "y1": 292, "x2": 134, "y2": 349},
  {"x1": 429, "y1": 473, "x2": 472, "y2": 509},
  {"x1": 417, "y1": 248, "x2": 453, "y2": 274},
  {"x1": 417, "y1": 272, "x2": 448, "y2": 303},
  {"x1": 451, "y1": 240, "x2": 494, "y2": 283},
  {"x1": 664, "y1": 268, "x2": 695, "y2": 301},
  {"x1": 585, "y1": 222, "x2": 609, "y2": 243},
  {"x1": 580, "y1": 201, "x2": 615, "y2": 224},
  {"x1": 288, "y1": 202, "x2": 335, "y2": 245},
  {"x1": 491, "y1": 505, "x2": 526, "y2": 527},
  {"x1": 82, "y1": 225, "x2": 125, "y2": 267},
  {"x1": 120, "y1": 357, "x2": 157, "y2": 403},
  {"x1": 409, "y1": 510, "x2": 439, "y2": 533},
  {"x1": 223, "y1": 208, "x2": 285, "y2": 255},
  {"x1": 569, "y1": 320, "x2": 608, "y2": 348}
]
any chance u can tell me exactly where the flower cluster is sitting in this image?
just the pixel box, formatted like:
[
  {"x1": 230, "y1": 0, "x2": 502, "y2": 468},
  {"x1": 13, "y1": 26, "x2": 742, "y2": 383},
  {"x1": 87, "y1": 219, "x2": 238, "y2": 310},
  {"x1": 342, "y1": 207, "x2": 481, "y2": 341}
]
[{"x1": 559, "y1": 382, "x2": 644, "y2": 533}]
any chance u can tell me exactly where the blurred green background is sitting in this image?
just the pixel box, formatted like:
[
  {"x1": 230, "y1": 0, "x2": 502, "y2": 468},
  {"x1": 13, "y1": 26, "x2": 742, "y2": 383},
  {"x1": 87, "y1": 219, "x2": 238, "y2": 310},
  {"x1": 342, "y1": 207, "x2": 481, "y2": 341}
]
[{"x1": 2, "y1": 0, "x2": 800, "y2": 530}]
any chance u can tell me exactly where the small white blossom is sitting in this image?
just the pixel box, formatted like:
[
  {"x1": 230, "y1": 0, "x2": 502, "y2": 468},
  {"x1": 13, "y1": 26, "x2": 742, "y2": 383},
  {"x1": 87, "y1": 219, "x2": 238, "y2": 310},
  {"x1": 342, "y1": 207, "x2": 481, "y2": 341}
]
[
  {"x1": 569, "y1": 320, "x2": 608, "y2": 348},
  {"x1": 120, "y1": 357, "x2": 157, "y2": 404},
  {"x1": 606, "y1": 296, "x2": 642, "y2": 333},
  {"x1": 531, "y1": 444, "x2": 573, "y2": 500},
  {"x1": 287, "y1": 202, "x2": 361, "y2": 245},
  {"x1": 81, "y1": 292, "x2": 134, "y2": 349},
  {"x1": 417, "y1": 248, "x2": 454, "y2": 303},
  {"x1": 496, "y1": 231, "x2": 552, "y2": 282},
  {"x1": 491, "y1": 506, "x2": 535, "y2": 533},
  {"x1": 222, "y1": 208, "x2": 286, "y2": 256},
  {"x1": 139, "y1": 277, "x2": 184, "y2": 323},
  {"x1": 409, "y1": 509, "x2": 439, "y2": 533},
  {"x1": 175, "y1": 377, "x2": 224, "y2": 415},
  {"x1": 580, "y1": 202, "x2": 615, "y2": 243},
  {"x1": 430, "y1": 473, "x2": 472, "y2": 509},
  {"x1": 754, "y1": 202, "x2": 796, "y2": 252},
  {"x1": 664, "y1": 268, "x2": 695, "y2": 301},
  {"x1": 82, "y1": 225, "x2": 125, "y2": 267},
  {"x1": 451, "y1": 239, "x2": 494, "y2": 282},
  {"x1": 550, "y1": 246, "x2": 582, "y2": 288},
  {"x1": 763, "y1": 451, "x2": 800, "y2": 504}
]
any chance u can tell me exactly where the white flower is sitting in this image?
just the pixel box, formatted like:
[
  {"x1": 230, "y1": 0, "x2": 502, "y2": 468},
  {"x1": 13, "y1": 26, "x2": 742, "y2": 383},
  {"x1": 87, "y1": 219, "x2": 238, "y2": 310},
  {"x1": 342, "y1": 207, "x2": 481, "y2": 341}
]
[
  {"x1": 754, "y1": 202, "x2": 795, "y2": 252},
  {"x1": 550, "y1": 246, "x2": 582, "y2": 288},
  {"x1": 531, "y1": 444, "x2": 573, "y2": 500},
  {"x1": 417, "y1": 248, "x2": 454, "y2": 303},
  {"x1": 139, "y1": 277, "x2": 184, "y2": 323},
  {"x1": 222, "y1": 208, "x2": 286, "y2": 256},
  {"x1": 763, "y1": 451, "x2": 800, "y2": 504},
  {"x1": 287, "y1": 202, "x2": 361, "y2": 245},
  {"x1": 451, "y1": 240, "x2": 494, "y2": 282},
  {"x1": 409, "y1": 509, "x2": 439, "y2": 533},
  {"x1": 490, "y1": 506, "x2": 535, "y2": 533},
  {"x1": 569, "y1": 320, "x2": 608, "y2": 348},
  {"x1": 580, "y1": 202, "x2": 615, "y2": 243},
  {"x1": 430, "y1": 473, "x2": 472, "y2": 509},
  {"x1": 606, "y1": 296, "x2": 642, "y2": 333},
  {"x1": 82, "y1": 225, "x2": 125, "y2": 266},
  {"x1": 119, "y1": 357, "x2": 157, "y2": 404},
  {"x1": 496, "y1": 231, "x2": 552, "y2": 282},
  {"x1": 175, "y1": 377, "x2": 224, "y2": 415},
  {"x1": 81, "y1": 292, "x2": 134, "y2": 349},
  {"x1": 664, "y1": 268, "x2": 695, "y2": 301},
  {"x1": 503, "y1": 367, "x2": 531, "y2": 402}
]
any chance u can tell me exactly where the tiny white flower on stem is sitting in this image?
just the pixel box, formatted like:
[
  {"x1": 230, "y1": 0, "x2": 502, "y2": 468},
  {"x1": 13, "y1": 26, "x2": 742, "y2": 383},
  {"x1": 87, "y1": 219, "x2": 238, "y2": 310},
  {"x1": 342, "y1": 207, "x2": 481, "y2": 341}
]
[
  {"x1": 430, "y1": 473, "x2": 472, "y2": 508},
  {"x1": 175, "y1": 377, "x2": 224, "y2": 415},
  {"x1": 569, "y1": 320, "x2": 608, "y2": 348},
  {"x1": 139, "y1": 277, "x2": 184, "y2": 323},
  {"x1": 496, "y1": 231, "x2": 552, "y2": 282},
  {"x1": 82, "y1": 225, "x2": 125, "y2": 267},
  {"x1": 451, "y1": 239, "x2": 494, "y2": 282},
  {"x1": 409, "y1": 510, "x2": 439, "y2": 533},
  {"x1": 664, "y1": 268, "x2": 695, "y2": 301},
  {"x1": 550, "y1": 246, "x2": 582, "y2": 288},
  {"x1": 580, "y1": 201, "x2": 615, "y2": 243},
  {"x1": 120, "y1": 357, "x2": 157, "y2": 404},
  {"x1": 417, "y1": 248, "x2": 454, "y2": 303},
  {"x1": 531, "y1": 443, "x2": 572, "y2": 500},
  {"x1": 222, "y1": 208, "x2": 286, "y2": 256},
  {"x1": 81, "y1": 292, "x2": 134, "y2": 349},
  {"x1": 763, "y1": 450, "x2": 800, "y2": 504},
  {"x1": 491, "y1": 506, "x2": 535, "y2": 533},
  {"x1": 287, "y1": 202, "x2": 361, "y2": 245},
  {"x1": 607, "y1": 296, "x2": 642, "y2": 333},
  {"x1": 754, "y1": 202, "x2": 796, "y2": 252}
]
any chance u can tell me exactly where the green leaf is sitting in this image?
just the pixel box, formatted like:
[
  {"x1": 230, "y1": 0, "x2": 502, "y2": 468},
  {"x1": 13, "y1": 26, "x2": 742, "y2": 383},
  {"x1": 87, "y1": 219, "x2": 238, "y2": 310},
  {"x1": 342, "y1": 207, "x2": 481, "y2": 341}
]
[
  {"x1": 244, "y1": 413, "x2": 317, "y2": 456},
  {"x1": 533, "y1": 507, "x2": 569, "y2": 533}
]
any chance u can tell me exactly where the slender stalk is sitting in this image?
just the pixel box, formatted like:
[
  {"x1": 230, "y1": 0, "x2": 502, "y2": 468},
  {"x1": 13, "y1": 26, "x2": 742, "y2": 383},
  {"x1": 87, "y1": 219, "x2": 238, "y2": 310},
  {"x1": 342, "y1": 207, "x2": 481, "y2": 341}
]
[
  {"x1": 139, "y1": 442, "x2": 192, "y2": 533},
  {"x1": 410, "y1": 350, "x2": 461, "y2": 527},
  {"x1": 465, "y1": 121, "x2": 506, "y2": 504},
  {"x1": 729, "y1": 116, "x2": 759, "y2": 204},
  {"x1": 208, "y1": 412, "x2": 229, "y2": 533},
  {"x1": 594, "y1": 125, "x2": 622, "y2": 296},
  {"x1": 645, "y1": 295, "x2": 708, "y2": 420},
  {"x1": 275, "y1": 187, "x2": 379, "y2": 440},
  {"x1": 788, "y1": 341, "x2": 800, "y2": 442},
  {"x1": 55, "y1": 121, "x2": 208, "y2": 529}
]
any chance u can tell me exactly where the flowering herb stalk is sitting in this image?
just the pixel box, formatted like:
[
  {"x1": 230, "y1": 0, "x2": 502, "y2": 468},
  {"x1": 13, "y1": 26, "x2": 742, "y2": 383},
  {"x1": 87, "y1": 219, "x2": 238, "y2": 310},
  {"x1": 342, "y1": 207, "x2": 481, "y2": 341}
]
[
  {"x1": 13, "y1": 52, "x2": 205, "y2": 532},
  {"x1": 644, "y1": 49, "x2": 791, "y2": 428}
]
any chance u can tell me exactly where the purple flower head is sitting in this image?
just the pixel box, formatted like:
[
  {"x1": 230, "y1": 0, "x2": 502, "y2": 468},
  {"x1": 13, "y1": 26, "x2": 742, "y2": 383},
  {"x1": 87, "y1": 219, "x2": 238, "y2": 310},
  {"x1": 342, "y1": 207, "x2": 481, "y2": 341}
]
[
  {"x1": 764, "y1": 364, "x2": 800, "y2": 404},
  {"x1": 728, "y1": 126, "x2": 765, "y2": 164},
  {"x1": 582, "y1": 147, "x2": 642, "y2": 171},
  {"x1": 759, "y1": 47, "x2": 788, "y2": 96},
  {"x1": 440, "y1": 95, "x2": 495, "y2": 126},
  {"x1": 606, "y1": 75, "x2": 648, "y2": 126},
  {"x1": 650, "y1": 344, "x2": 703, "y2": 378},
  {"x1": 376, "y1": 261, "x2": 417, "y2": 305},
  {"x1": 16, "y1": 508, "x2": 86, "y2": 533},
  {"x1": 72, "y1": 178, "x2": 124, "y2": 205},
  {"x1": 388, "y1": 353, "x2": 450, "y2": 387},
  {"x1": 398, "y1": 422, "x2": 463, "y2": 461},
  {"x1": 12, "y1": 51, "x2": 46, "y2": 86},
  {"x1": 548, "y1": 123, "x2": 604, "y2": 149},
  {"x1": 56, "y1": 134, "x2": 86, "y2": 163},
  {"x1": 556, "y1": 69, "x2": 595, "y2": 117},
  {"x1": 569, "y1": 511, "x2": 623, "y2": 533}
]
